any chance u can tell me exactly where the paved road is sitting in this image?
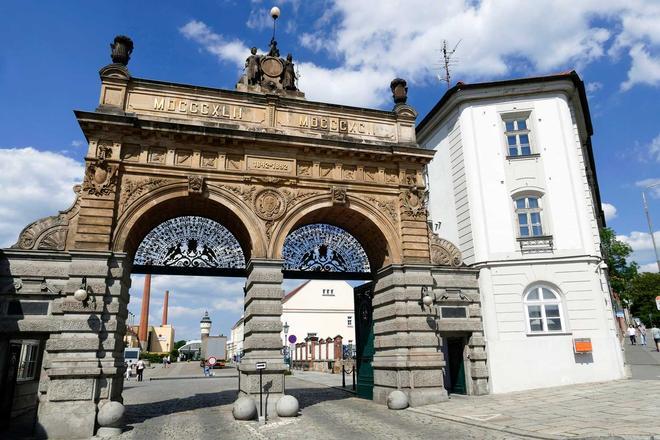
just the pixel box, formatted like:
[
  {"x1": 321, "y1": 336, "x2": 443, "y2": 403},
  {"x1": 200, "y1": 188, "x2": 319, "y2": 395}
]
[
  {"x1": 119, "y1": 367, "x2": 524, "y2": 440},
  {"x1": 623, "y1": 337, "x2": 660, "y2": 380}
]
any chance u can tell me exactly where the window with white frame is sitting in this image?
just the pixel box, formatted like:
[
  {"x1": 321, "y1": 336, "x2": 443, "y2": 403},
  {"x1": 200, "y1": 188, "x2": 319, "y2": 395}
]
[
  {"x1": 515, "y1": 196, "x2": 544, "y2": 237},
  {"x1": 347, "y1": 315, "x2": 353, "y2": 327},
  {"x1": 503, "y1": 116, "x2": 532, "y2": 156},
  {"x1": 524, "y1": 286, "x2": 564, "y2": 333},
  {"x1": 16, "y1": 341, "x2": 40, "y2": 381},
  {"x1": 322, "y1": 288, "x2": 335, "y2": 296}
]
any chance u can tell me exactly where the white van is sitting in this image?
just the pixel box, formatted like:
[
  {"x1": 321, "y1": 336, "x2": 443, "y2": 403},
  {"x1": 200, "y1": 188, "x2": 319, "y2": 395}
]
[{"x1": 124, "y1": 348, "x2": 140, "y2": 367}]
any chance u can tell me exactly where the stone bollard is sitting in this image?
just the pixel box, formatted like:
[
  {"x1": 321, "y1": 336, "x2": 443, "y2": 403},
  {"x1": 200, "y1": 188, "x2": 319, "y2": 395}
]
[
  {"x1": 232, "y1": 396, "x2": 258, "y2": 420},
  {"x1": 276, "y1": 395, "x2": 299, "y2": 417},
  {"x1": 96, "y1": 401, "x2": 125, "y2": 437},
  {"x1": 387, "y1": 390, "x2": 409, "y2": 410}
]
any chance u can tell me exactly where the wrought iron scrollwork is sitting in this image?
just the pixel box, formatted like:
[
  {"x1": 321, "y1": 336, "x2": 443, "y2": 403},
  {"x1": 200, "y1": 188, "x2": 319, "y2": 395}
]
[
  {"x1": 282, "y1": 223, "x2": 370, "y2": 272},
  {"x1": 134, "y1": 216, "x2": 245, "y2": 269}
]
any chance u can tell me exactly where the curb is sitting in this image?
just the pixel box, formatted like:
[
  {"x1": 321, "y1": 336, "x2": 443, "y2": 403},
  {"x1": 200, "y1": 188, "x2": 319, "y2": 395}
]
[
  {"x1": 149, "y1": 374, "x2": 238, "y2": 381},
  {"x1": 406, "y1": 407, "x2": 563, "y2": 440}
]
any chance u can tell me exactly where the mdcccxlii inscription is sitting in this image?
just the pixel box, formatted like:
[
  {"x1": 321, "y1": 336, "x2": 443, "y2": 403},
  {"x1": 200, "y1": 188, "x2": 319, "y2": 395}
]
[{"x1": 153, "y1": 97, "x2": 244, "y2": 120}]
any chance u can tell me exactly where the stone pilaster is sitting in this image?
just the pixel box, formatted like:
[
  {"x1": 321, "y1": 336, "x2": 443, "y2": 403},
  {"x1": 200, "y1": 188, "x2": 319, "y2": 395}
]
[
  {"x1": 36, "y1": 251, "x2": 130, "y2": 439},
  {"x1": 237, "y1": 259, "x2": 285, "y2": 416},
  {"x1": 372, "y1": 264, "x2": 448, "y2": 407}
]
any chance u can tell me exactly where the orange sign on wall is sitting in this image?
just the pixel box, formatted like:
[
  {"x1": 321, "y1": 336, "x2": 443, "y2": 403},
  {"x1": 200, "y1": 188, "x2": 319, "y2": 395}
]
[{"x1": 573, "y1": 338, "x2": 592, "y2": 353}]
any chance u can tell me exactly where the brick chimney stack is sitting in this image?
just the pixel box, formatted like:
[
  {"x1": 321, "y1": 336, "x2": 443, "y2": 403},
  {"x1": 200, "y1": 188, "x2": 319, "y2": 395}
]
[
  {"x1": 138, "y1": 274, "x2": 151, "y2": 350},
  {"x1": 162, "y1": 290, "x2": 169, "y2": 326}
]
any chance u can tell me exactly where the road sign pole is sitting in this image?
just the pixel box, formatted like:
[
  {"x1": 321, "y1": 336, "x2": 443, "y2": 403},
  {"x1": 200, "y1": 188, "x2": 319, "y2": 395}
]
[{"x1": 259, "y1": 368, "x2": 263, "y2": 419}]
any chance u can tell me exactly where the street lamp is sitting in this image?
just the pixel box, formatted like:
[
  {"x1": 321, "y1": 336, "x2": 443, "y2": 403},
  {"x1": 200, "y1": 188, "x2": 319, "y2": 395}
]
[{"x1": 642, "y1": 183, "x2": 660, "y2": 272}]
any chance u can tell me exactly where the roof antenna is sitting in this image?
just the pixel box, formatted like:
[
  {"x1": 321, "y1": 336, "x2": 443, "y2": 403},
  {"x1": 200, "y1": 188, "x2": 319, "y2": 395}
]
[{"x1": 440, "y1": 39, "x2": 461, "y2": 89}]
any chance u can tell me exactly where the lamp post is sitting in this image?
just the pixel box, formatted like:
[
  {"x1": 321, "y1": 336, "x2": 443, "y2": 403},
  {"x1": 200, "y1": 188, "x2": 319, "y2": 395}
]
[
  {"x1": 283, "y1": 321, "x2": 290, "y2": 367},
  {"x1": 642, "y1": 183, "x2": 660, "y2": 272}
]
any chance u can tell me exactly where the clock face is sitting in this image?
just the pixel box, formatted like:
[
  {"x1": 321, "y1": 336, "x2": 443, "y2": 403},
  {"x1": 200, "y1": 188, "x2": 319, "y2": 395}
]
[{"x1": 261, "y1": 57, "x2": 284, "y2": 78}]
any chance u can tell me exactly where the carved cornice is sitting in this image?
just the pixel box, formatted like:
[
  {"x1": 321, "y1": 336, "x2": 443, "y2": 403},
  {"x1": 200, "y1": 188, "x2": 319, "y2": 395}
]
[{"x1": 12, "y1": 185, "x2": 82, "y2": 251}]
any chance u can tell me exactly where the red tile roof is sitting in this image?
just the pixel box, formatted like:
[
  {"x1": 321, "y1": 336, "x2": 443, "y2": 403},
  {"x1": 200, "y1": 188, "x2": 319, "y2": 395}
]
[{"x1": 282, "y1": 280, "x2": 311, "y2": 303}]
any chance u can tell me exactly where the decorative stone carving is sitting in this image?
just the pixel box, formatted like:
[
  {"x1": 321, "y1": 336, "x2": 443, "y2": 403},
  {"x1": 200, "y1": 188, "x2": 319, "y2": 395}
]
[
  {"x1": 363, "y1": 195, "x2": 398, "y2": 226},
  {"x1": 297, "y1": 161, "x2": 312, "y2": 177},
  {"x1": 119, "y1": 177, "x2": 169, "y2": 215},
  {"x1": 110, "y1": 35, "x2": 134, "y2": 66},
  {"x1": 188, "y1": 175, "x2": 204, "y2": 194},
  {"x1": 332, "y1": 186, "x2": 347, "y2": 205},
  {"x1": 201, "y1": 153, "x2": 217, "y2": 168},
  {"x1": 429, "y1": 229, "x2": 463, "y2": 267},
  {"x1": 222, "y1": 184, "x2": 257, "y2": 205},
  {"x1": 83, "y1": 159, "x2": 118, "y2": 196},
  {"x1": 390, "y1": 78, "x2": 408, "y2": 105},
  {"x1": 97, "y1": 144, "x2": 113, "y2": 160},
  {"x1": 281, "y1": 188, "x2": 316, "y2": 209},
  {"x1": 400, "y1": 187, "x2": 428, "y2": 220},
  {"x1": 254, "y1": 188, "x2": 287, "y2": 220},
  {"x1": 13, "y1": 185, "x2": 81, "y2": 250}
]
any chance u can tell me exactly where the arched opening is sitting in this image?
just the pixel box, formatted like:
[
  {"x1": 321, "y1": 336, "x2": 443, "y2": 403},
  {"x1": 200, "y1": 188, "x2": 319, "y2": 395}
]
[{"x1": 276, "y1": 206, "x2": 390, "y2": 400}]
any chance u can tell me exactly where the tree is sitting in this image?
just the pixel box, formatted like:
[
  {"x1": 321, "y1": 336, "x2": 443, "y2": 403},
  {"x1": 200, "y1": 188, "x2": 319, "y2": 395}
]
[
  {"x1": 170, "y1": 340, "x2": 188, "y2": 361},
  {"x1": 627, "y1": 273, "x2": 660, "y2": 326},
  {"x1": 600, "y1": 227, "x2": 638, "y2": 303}
]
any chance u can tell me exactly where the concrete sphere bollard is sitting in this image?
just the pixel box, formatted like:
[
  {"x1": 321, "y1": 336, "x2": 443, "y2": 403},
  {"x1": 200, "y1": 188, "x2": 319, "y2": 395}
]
[
  {"x1": 233, "y1": 396, "x2": 258, "y2": 420},
  {"x1": 387, "y1": 390, "x2": 409, "y2": 410},
  {"x1": 96, "y1": 401, "x2": 125, "y2": 438},
  {"x1": 276, "y1": 395, "x2": 299, "y2": 417}
]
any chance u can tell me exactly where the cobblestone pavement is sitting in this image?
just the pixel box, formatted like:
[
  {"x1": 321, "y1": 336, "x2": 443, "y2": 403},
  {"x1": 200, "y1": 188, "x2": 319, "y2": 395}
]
[
  {"x1": 409, "y1": 379, "x2": 660, "y2": 439},
  {"x1": 117, "y1": 369, "x2": 525, "y2": 440}
]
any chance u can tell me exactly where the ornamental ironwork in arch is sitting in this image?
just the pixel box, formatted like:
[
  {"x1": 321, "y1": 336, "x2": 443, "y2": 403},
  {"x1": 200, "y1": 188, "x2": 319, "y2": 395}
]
[
  {"x1": 133, "y1": 216, "x2": 245, "y2": 269},
  {"x1": 282, "y1": 223, "x2": 370, "y2": 273}
]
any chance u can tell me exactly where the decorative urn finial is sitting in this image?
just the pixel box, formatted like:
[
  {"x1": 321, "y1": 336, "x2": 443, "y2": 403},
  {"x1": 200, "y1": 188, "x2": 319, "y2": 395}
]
[
  {"x1": 390, "y1": 78, "x2": 408, "y2": 104},
  {"x1": 110, "y1": 35, "x2": 134, "y2": 66}
]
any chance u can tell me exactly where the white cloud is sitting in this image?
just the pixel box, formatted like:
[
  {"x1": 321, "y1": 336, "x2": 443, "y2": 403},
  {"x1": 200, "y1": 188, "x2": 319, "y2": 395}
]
[
  {"x1": 647, "y1": 134, "x2": 660, "y2": 163},
  {"x1": 636, "y1": 178, "x2": 660, "y2": 198},
  {"x1": 616, "y1": 230, "x2": 660, "y2": 252},
  {"x1": 246, "y1": 8, "x2": 272, "y2": 31},
  {"x1": 586, "y1": 81, "x2": 603, "y2": 93},
  {"x1": 0, "y1": 148, "x2": 84, "y2": 248},
  {"x1": 639, "y1": 262, "x2": 659, "y2": 273},
  {"x1": 620, "y1": 44, "x2": 660, "y2": 91},
  {"x1": 602, "y1": 202, "x2": 618, "y2": 221},
  {"x1": 179, "y1": 20, "x2": 250, "y2": 68},
  {"x1": 182, "y1": 1, "x2": 660, "y2": 108},
  {"x1": 71, "y1": 140, "x2": 84, "y2": 148}
]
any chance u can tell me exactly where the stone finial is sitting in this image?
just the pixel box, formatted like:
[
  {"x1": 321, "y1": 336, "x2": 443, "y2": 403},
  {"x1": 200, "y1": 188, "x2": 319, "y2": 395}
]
[
  {"x1": 110, "y1": 35, "x2": 134, "y2": 66},
  {"x1": 390, "y1": 78, "x2": 408, "y2": 104}
]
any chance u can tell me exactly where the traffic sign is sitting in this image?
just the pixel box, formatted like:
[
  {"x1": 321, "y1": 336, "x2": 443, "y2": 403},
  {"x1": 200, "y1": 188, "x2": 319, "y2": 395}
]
[
  {"x1": 255, "y1": 361, "x2": 267, "y2": 370},
  {"x1": 207, "y1": 356, "x2": 217, "y2": 366},
  {"x1": 288, "y1": 334, "x2": 297, "y2": 344}
]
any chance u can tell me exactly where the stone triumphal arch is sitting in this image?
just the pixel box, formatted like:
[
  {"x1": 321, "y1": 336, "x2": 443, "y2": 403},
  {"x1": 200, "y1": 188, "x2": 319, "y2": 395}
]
[{"x1": 0, "y1": 36, "x2": 486, "y2": 438}]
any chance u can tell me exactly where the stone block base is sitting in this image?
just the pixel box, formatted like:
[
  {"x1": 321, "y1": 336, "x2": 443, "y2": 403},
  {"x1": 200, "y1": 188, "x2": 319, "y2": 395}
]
[
  {"x1": 35, "y1": 400, "x2": 96, "y2": 439},
  {"x1": 373, "y1": 386, "x2": 448, "y2": 407}
]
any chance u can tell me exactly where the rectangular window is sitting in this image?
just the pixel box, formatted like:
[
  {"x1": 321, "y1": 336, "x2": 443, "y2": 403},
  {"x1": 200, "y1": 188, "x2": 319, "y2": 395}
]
[
  {"x1": 515, "y1": 196, "x2": 543, "y2": 237},
  {"x1": 16, "y1": 341, "x2": 40, "y2": 381},
  {"x1": 347, "y1": 316, "x2": 352, "y2": 327},
  {"x1": 503, "y1": 116, "x2": 533, "y2": 157}
]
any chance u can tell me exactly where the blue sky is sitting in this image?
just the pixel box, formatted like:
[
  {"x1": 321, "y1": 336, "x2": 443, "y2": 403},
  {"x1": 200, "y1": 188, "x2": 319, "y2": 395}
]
[{"x1": 1, "y1": 1, "x2": 659, "y2": 341}]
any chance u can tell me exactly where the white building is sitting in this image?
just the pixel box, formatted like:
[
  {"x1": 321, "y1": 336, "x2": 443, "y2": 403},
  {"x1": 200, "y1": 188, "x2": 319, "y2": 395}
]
[
  {"x1": 227, "y1": 316, "x2": 244, "y2": 361},
  {"x1": 417, "y1": 71, "x2": 625, "y2": 393},
  {"x1": 280, "y1": 280, "x2": 356, "y2": 350}
]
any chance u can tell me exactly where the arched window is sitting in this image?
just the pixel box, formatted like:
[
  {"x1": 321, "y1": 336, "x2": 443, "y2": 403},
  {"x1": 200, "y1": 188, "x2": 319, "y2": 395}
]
[
  {"x1": 524, "y1": 285, "x2": 564, "y2": 333},
  {"x1": 514, "y1": 196, "x2": 543, "y2": 237}
]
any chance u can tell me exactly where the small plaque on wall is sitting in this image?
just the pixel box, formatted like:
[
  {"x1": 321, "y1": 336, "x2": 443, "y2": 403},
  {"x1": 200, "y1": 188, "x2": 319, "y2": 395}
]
[
  {"x1": 440, "y1": 307, "x2": 467, "y2": 319},
  {"x1": 573, "y1": 338, "x2": 592, "y2": 353}
]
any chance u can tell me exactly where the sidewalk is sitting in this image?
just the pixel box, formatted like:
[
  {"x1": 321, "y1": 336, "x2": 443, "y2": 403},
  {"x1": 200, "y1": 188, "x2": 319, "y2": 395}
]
[
  {"x1": 624, "y1": 338, "x2": 660, "y2": 380},
  {"x1": 291, "y1": 369, "x2": 356, "y2": 393},
  {"x1": 410, "y1": 380, "x2": 660, "y2": 439}
]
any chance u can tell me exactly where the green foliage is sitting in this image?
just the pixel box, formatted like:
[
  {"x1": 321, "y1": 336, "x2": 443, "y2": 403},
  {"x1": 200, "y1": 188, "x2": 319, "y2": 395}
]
[
  {"x1": 140, "y1": 351, "x2": 167, "y2": 363},
  {"x1": 600, "y1": 227, "x2": 639, "y2": 302},
  {"x1": 174, "y1": 340, "x2": 187, "y2": 350},
  {"x1": 627, "y1": 272, "x2": 660, "y2": 326}
]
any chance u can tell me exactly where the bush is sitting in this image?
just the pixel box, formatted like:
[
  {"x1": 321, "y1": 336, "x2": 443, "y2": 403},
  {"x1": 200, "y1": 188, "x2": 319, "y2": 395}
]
[{"x1": 140, "y1": 352, "x2": 167, "y2": 364}]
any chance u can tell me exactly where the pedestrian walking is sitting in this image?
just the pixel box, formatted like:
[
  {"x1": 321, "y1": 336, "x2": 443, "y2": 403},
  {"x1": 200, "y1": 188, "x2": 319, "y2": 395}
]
[
  {"x1": 652, "y1": 324, "x2": 660, "y2": 352},
  {"x1": 124, "y1": 361, "x2": 131, "y2": 381},
  {"x1": 627, "y1": 324, "x2": 637, "y2": 345},
  {"x1": 136, "y1": 358, "x2": 145, "y2": 382},
  {"x1": 162, "y1": 356, "x2": 167, "y2": 368},
  {"x1": 639, "y1": 324, "x2": 647, "y2": 346}
]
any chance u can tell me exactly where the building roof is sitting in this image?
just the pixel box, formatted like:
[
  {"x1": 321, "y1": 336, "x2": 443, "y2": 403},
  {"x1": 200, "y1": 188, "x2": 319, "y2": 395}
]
[
  {"x1": 416, "y1": 70, "x2": 605, "y2": 228},
  {"x1": 417, "y1": 70, "x2": 592, "y2": 136},
  {"x1": 282, "y1": 280, "x2": 311, "y2": 304}
]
